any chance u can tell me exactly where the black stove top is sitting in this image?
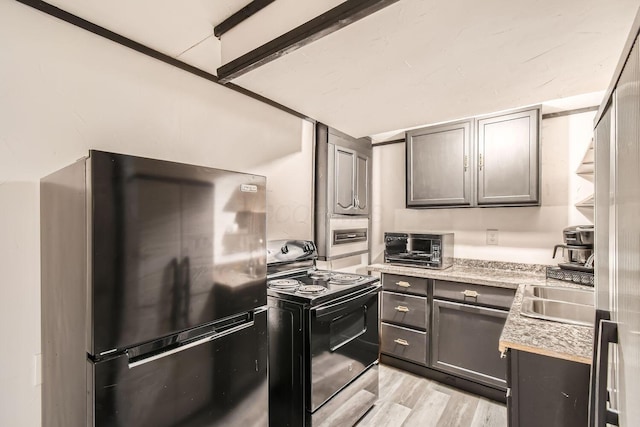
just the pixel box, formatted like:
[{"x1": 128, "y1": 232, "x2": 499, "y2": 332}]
[{"x1": 267, "y1": 269, "x2": 379, "y2": 306}]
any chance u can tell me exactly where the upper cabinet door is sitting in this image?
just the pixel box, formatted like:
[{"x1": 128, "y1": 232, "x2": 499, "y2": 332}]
[
  {"x1": 334, "y1": 146, "x2": 357, "y2": 214},
  {"x1": 406, "y1": 120, "x2": 472, "y2": 207},
  {"x1": 355, "y1": 152, "x2": 370, "y2": 214},
  {"x1": 476, "y1": 109, "x2": 540, "y2": 205}
]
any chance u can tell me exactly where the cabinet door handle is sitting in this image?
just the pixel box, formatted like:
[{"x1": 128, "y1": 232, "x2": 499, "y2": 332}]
[
  {"x1": 396, "y1": 281, "x2": 411, "y2": 288},
  {"x1": 394, "y1": 305, "x2": 410, "y2": 313},
  {"x1": 479, "y1": 153, "x2": 484, "y2": 171},
  {"x1": 394, "y1": 338, "x2": 409, "y2": 346},
  {"x1": 462, "y1": 289, "x2": 479, "y2": 298},
  {"x1": 464, "y1": 155, "x2": 468, "y2": 172}
]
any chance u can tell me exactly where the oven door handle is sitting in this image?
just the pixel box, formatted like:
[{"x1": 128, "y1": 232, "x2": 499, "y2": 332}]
[{"x1": 313, "y1": 285, "x2": 381, "y2": 320}]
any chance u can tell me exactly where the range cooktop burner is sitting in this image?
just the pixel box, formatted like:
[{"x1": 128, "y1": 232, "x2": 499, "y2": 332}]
[
  {"x1": 330, "y1": 273, "x2": 364, "y2": 284},
  {"x1": 268, "y1": 278, "x2": 302, "y2": 290},
  {"x1": 308, "y1": 270, "x2": 332, "y2": 280},
  {"x1": 297, "y1": 285, "x2": 326, "y2": 294}
]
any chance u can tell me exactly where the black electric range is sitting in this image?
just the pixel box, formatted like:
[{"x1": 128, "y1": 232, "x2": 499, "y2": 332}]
[
  {"x1": 267, "y1": 268, "x2": 379, "y2": 305},
  {"x1": 266, "y1": 239, "x2": 380, "y2": 427}
]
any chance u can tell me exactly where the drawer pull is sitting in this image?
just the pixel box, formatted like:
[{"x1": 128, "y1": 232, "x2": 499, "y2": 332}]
[
  {"x1": 394, "y1": 338, "x2": 409, "y2": 346},
  {"x1": 396, "y1": 281, "x2": 411, "y2": 288},
  {"x1": 462, "y1": 289, "x2": 479, "y2": 298},
  {"x1": 394, "y1": 305, "x2": 410, "y2": 313}
]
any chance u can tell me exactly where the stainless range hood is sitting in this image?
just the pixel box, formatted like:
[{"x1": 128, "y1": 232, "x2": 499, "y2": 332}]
[{"x1": 315, "y1": 123, "x2": 373, "y2": 261}]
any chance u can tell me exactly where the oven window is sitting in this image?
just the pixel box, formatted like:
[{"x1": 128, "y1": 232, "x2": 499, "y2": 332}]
[
  {"x1": 410, "y1": 238, "x2": 433, "y2": 253},
  {"x1": 329, "y1": 307, "x2": 367, "y2": 351}
]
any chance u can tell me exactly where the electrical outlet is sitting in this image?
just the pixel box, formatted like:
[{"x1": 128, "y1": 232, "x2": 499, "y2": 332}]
[{"x1": 486, "y1": 229, "x2": 499, "y2": 245}]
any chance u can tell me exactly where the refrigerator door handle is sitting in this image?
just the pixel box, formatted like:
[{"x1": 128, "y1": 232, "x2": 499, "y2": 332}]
[
  {"x1": 592, "y1": 319, "x2": 619, "y2": 427},
  {"x1": 127, "y1": 319, "x2": 255, "y2": 369}
]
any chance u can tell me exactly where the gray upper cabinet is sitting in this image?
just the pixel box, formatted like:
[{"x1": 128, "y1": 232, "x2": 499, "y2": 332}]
[
  {"x1": 476, "y1": 109, "x2": 539, "y2": 205},
  {"x1": 332, "y1": 136, "x2": 370, "y2": 215},
  {"x1": 406, "y1": 120, "x2": 472, "y2": 207},
  {"x1": 335, "y1": 146, "x2": 356, "y2": 213},
  {"x1": 406, "y1": 108, "x2": 540, "y2": 208},
  {"x1": 355, "y1": 152, "x2": 369, "y2": 212}
]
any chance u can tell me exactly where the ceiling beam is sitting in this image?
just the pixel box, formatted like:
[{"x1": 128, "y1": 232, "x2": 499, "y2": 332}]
[
  {"x1": 214, "y1": 0, "x2": 275, "y2": 38},
  {"x1": 13, "y1": 0, "x2": 313, "y2": 122},
  {"x1": 216, "y1": 0, "x2": 400, "y2": 83}
]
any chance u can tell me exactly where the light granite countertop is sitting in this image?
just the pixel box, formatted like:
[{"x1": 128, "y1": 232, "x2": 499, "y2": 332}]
[
  {"x1": 367, "y1": 262, "x2": 548, "y2": 290},
  {"x1": 367, "y1": 261, "x2": 594, "y2": 365},
  {"x1": 498, "y1": 283, "x2": 594, "y2": 364}
]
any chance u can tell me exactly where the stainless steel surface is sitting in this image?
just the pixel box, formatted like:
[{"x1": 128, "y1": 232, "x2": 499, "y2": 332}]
[
  {"x1": 606, "y1": 35, "x2": 640, "y2": 425},
  {"x1": 523, "y1": 285, "x2": 594, "y2": 306},
  {"x1": 325, "y1": 217, "x2": 369, "y2": 259},
  {"x1": 41, "y1": 151, "x2": 269, "y2": 427},
  {"x1": 333, "y1": 228, "x2": 367, "y2": 245},
  {"x1": 90, "y1": 151, "x2": 267, "y2": 355},
  {"x1": 431, "y1": 299, "x2": 509, "y2": 389},
  {"x1": 476, "y1": 108, "x2": 540, "y2": 205},
  {"x1": 520, "y1": 298, "x2": 595, "y2": 327},
  {"x1": 406, "y1": 120, "x2": 472, "y2": 207},
  {"x1": 553, "y1": 244, "x2": 594, "y2": 265},
  {"x1": 127, "y1": 319, "x2": 255, "y2": 368},
  {"x1": 93, "y1": 310, "x2": 268, "y2": 427},
  {"x1": 383, "y1": 232, "x2": 454, "y2": 269},
  {"x1": 564, "y1": 225, "x2": 595, "y2": 246}
]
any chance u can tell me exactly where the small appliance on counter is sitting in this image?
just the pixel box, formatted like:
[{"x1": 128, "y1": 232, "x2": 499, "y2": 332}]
[
  {"x1": 384, "y1": 232, "x2": 454, "y2": 269},
  {"x1": 266, "y1": 239, "x2": 380, "y2": 427},
  {"x1": 547, "y1": 225, "x2": 595, "y2": 285}
]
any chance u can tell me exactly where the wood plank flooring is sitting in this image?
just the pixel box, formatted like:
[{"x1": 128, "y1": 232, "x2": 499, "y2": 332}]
[{"x1": 355, "y1": 364, "x2": 507, "y2": 427}]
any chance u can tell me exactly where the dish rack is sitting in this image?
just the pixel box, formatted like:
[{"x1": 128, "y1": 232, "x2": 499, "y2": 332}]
[{"x1": 546, "y1": 266, "x2": 594, "y2": 286}]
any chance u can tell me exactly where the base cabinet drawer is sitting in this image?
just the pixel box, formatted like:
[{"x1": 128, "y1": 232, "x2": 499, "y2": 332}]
[
  {"x1": 434, "y1": 279, "x2": 516, "y2": 309},
  {"x1": 380, "y1": 323, "x2": 427, "y2": 366},
  {"x1": 382, "y1": 274, "x2": 428, "y2": 296},
  {"x1": 381, "y1": 292, "x2": 428, "y2": 330}
]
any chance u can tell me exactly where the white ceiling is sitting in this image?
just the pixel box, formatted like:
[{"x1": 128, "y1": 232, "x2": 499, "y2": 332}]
[{"x1": 47, "y1": 0, "x2": 639, "y2": 138}]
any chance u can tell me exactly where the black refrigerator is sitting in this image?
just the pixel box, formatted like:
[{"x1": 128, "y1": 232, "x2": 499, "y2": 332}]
[{"x1": 41, "y1": 150, "x2": 268, "y2": 427}]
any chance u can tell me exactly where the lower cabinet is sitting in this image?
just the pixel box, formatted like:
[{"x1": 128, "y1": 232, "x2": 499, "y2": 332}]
[
  {"x1": 379, "y1": 273, "x2": 515, "y2": 402},
  {"x1": 507, "y1": 349, "x2": 590, "y2": 427},
  {"x1": 431, "y1": 299, "x2": 508, "y2": 388}
]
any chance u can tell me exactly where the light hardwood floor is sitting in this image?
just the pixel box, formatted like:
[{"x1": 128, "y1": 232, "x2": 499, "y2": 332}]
[{"x1": 355, "y1": 364, "x2": 507, "y2": 427}]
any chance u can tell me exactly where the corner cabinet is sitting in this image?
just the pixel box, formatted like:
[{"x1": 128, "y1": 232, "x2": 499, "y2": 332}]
[
  {"x1": 406, "y1": 107, "x2": 540, "y2": 208},
  {"x1": 507, "y1": 349, "x2": 590, "y2": 427},
  {"x1": 334, "y1": 144, "x2": 370, "y2": 215}
]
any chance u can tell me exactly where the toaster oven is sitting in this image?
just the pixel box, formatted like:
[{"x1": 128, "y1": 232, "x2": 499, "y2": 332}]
[{"x1": 384, "y1": 232, "x2": 454, "y2": 269}]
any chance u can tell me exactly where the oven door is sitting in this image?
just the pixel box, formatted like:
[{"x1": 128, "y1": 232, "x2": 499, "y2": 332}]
[{"x1": 308, "y1": 285, "x2": 380, "y2": 412}]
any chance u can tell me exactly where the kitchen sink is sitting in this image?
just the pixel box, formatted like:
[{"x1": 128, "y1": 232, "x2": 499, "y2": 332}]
[
  {"x1": 523, "y1": 285, "x2": 594, "y2": 306},
  {"x1": 520, "y1": 298, "x2": 594, "y2": 327}
]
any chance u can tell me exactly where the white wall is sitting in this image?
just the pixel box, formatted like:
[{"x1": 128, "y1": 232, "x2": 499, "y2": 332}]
[
  {"x1": 371, "y1": 110, "x2": 596, "y2": 266},
  {"x1": 0, "y1": 2, "x2": 313, "y2": 426}
]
